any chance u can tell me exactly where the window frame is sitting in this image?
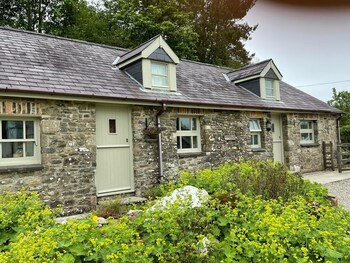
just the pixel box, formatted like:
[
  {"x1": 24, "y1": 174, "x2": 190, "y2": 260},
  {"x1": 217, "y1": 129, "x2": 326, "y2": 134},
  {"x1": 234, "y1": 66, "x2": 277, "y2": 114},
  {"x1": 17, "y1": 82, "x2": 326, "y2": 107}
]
[
  {"x1": 0, "y1": 118, "x2": 40, "y2": 166},
  {"x1": 151, "y1": 62, "x2": 169, "y2": 89},
  {"x1": 176, "y1": 117, "x2": 201, "y2": 154},
  {"x1": 300, "y1": 120, "x2": 315, "y2": 144},
  {"x1": 249, "y1": 119, "x2": 262, "y2": 149}
]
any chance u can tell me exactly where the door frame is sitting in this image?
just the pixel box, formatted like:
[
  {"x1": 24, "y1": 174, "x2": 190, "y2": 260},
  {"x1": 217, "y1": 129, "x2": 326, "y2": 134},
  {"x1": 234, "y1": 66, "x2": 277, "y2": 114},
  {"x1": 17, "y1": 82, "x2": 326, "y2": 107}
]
[
  {"x1": 271, "y1": 113, "x2": 284, "y2": 163},
  {"x1": 95, "y1": 104, "x2": 134, "y2": 197}
]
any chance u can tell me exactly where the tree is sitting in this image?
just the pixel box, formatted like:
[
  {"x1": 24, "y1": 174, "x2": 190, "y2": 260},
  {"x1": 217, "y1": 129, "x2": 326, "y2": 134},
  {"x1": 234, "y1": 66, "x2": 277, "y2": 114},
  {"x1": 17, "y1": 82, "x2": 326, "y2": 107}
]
[
  {"x1": 328, "y1": 88, "x2": 350, "y2": 143},
  {"x1": 104, "y1": 0, "x2": 198, "y2": 60},
  {"x1": 182, "y1": 0, "x2": 257, "y2": 68},
  {"x1": 104, "y1": 0, "x2": 257, "y2": 66},
  {"x1": 328, "y1": 88, "x2": 350, "y2": 126}
]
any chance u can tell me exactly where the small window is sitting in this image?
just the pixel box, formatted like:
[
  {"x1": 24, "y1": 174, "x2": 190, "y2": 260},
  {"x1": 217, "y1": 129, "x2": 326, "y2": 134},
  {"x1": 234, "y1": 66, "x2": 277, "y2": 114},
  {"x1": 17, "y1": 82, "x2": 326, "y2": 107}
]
[
  {"x1": 265, "y1": 79, "x2": 274, "y2": 97},
  {"x1": 0, "y1": 119, "x2": 40, "y2": 165},
  {"x1": 176, "y1": 117, "x2": 201, "y2": 153},
  {"x1": 300, "y1": 120, "x2": 315, "y2": 144},
  {"x1": 151, "y1": 62, "x2": 168, "y2": 88},
  {"x1": 249, "y1": 119, "x2": 262, "y2": 148},
  {"x1": 109, "y1": 119, "x2": 117, "y2": 134}
]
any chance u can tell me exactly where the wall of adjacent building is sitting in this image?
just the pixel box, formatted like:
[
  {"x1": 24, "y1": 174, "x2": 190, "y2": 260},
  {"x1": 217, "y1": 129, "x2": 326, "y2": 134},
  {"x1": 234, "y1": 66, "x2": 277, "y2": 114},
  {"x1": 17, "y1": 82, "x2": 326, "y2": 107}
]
[
  {"x1": 0, "y1": 98, "x2": 97, "y2": 215},
  {"x1": 282, "y1": 113, "x2": 338, "y2": 173}
]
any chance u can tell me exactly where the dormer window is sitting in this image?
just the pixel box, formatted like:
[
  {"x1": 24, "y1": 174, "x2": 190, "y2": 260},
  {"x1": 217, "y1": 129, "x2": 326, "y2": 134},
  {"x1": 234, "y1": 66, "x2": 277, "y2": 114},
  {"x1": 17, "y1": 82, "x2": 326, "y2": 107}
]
[
  {"x1": 115, "y1": 35, "x2": 179, "y2": 92},
  {"x1": 151, "y1": 62, "x2": 168, "y2": 88},
  {"x1": 228, "y1": 59, "x2": 282, "y2": 101}
]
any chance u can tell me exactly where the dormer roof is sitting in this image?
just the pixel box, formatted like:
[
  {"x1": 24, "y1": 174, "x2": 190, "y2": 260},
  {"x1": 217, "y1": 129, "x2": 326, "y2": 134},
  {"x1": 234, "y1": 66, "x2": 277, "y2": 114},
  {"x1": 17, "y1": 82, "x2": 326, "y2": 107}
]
[
  {"x1": 115, "y1": 35, "x2": 179, "y2": 69},
  {"x1": 227, "y1": 59, "x2": 283, "y2": 83}
]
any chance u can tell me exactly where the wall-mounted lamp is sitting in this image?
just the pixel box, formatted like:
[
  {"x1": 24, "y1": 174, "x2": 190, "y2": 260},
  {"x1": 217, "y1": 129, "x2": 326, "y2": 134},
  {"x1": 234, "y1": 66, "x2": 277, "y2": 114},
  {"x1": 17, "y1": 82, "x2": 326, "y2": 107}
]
[{"x1": 266, "y1": 120, "x2": 272, "y2": 131}]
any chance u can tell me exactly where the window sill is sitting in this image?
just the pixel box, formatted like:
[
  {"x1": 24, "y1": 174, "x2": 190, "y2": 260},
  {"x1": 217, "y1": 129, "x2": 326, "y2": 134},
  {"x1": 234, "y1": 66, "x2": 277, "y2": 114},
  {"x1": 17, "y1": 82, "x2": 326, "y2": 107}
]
[
  {"x1": 178, "y1": 152, "x2": 205, "y2": 158},
  {"x1": 0, "y1": 164, "x2": 43, "y2": 174},
  {"x1": 251, "y1": 148, "x2": 266, "y2": 152},
  {"x1": 300, "y1": 143, "x2": 320, "y2": 148}
]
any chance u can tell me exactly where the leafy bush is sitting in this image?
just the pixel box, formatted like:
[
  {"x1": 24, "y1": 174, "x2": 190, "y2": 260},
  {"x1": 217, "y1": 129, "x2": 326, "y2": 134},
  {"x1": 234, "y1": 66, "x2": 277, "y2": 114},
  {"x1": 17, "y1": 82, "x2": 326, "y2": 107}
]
[
  {"x1": 1, "y1": 163, "x2": 350, "y2": 262},
  {"x1": 340, "y1": 124, "x2": 350, "y2": 143},
  {"x1": 178, "y1": 160, "x2": 327, "y2": 202},
  {"x1": 0, "y1": 189, "x2": 57, "y2": 252}
]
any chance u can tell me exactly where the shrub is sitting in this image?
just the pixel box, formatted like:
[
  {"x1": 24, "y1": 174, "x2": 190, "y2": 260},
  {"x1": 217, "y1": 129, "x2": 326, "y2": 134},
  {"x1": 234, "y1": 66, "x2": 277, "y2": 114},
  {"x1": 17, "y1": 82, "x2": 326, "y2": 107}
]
[
  {"x1": 0, "y1": 189, "x2": 57, "y2": 252},
  {"x1": 178, "y1": 160, "x2": 327, "y2": 201},
  {"x1": 1, "y1": 163, "x2": 349, "y2": 262}
]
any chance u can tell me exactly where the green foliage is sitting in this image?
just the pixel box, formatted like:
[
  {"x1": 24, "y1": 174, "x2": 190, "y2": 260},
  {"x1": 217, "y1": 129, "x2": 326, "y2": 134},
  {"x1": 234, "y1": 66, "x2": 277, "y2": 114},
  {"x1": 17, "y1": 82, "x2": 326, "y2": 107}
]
[
  {"x1": 178, "y1": 160, "x2": 326, "y2": 202},
  {"x1": 328, "y1": 87, "x2": 350, "y2": 126},
  {"x1": 104, "y1": 0, "x2": 198, "y2": 60},
  {"x1": 340, "y1": 124, "x2": 350, "y2": 143},
  {"x1": 1, "y1": 164, "x2": 350, "y2": 262},
  {"x1": 0, "y1": 189, "x2": 57, "y2": 251}
]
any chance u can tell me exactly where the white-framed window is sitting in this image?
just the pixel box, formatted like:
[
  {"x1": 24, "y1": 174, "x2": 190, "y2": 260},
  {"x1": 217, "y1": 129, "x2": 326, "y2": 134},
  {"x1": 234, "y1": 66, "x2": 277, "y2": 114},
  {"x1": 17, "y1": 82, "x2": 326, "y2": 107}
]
[
  {"x1": 249, "y1": 119, "x2": 262, "y2": 148},
  {"x1": 176, "y1": 117, "x2": 201, "y2": 153},
  {"x1": 300, "y1": 120, "x2": 315, "y2": 144},
  {"x1": 0, "y1": 119, "x2": 40, "y2": 166},
  {"x1": 265, "y1": 79, "x2": 274, "y2": 97},
  {"x1": 151, "y1": 62, "x2": 168, "y2": 88}
]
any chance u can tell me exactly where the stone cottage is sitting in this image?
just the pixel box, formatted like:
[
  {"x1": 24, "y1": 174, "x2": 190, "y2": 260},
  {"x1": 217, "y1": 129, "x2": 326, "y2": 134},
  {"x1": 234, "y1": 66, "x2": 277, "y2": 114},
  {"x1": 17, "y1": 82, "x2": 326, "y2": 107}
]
[{"x1": 0, "y1": 28, "x2": 341, "y2": 214}]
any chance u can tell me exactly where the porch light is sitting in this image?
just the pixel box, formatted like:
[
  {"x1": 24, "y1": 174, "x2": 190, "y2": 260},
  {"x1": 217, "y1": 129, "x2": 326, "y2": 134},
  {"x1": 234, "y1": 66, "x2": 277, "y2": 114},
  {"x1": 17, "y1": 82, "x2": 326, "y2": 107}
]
[{"x1": 266, "y1": 120, "x2": 272, "y2": 131}]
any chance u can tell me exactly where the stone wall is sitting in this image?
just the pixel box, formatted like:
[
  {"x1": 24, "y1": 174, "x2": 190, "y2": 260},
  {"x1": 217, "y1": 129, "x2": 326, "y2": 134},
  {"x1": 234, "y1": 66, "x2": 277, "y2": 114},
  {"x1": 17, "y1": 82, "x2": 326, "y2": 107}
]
[
  {"x1": 283, "y1": 113, "x2": 338, "y2": 172},
  {"x1": 131, "y1": 107, "x2": 273, "y2": 192},
  {"x1": 0, "y1": 98, "x2": 96, "y2": 215},
  {"x1": 0, "y1": 99, "x2": 339, "y2": 214}
]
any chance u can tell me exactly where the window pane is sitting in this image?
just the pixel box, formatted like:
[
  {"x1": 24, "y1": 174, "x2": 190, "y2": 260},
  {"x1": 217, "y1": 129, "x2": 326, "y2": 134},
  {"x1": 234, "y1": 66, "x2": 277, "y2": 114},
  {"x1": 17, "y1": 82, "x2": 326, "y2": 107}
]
[
  {"x1": 181, "y1": 136, "x2": 192, "y2": 148},
  {"x1": 176, "y1": 118, "x2": 180, "y2": 131},
  {"x1": 192, "y1": 118, "x2": 197, "y2": 131},
  {"x1": 177, "y1": 136, "x2": 180, "y2": 148},
  {"x1": 26, "y1": 142, "x2": 34, "y2": 157},
  {"x1": 193, "y1": 136, "x2": 198, "y2": 148},
  {"x1": 25, "y1": 121, "x2": 34, "y2": 139},
  {"x1": 251, "y1": 134, "x2": 259, "y2": 145},
  {"x1": 300, "y1": 121, "x2": 310, "y2": 130},
  {"x1": 180, "y1": 118, "x2": 191, "y2": 130},
  {"x1": 301, "y1": 133, "x2": 310, "y2": 141},
  {"x1": 152, "y1": 75, "x2": 168, "y2": 86},
  {"x1": 249, "y1": 120, "x2": 261, "y2": 131},
  {"x1": 151, "y1": 64, "x2": 167, "y2": 75},
  {"x1": 109, "y1": 119, "x2": 116, "y2": 134},
  {"x1": 2, "y1": 121, "x2": 23, "y2": 139},
  {"x1": 2, "y1": 142, "x2": 23, "y2": 158}
]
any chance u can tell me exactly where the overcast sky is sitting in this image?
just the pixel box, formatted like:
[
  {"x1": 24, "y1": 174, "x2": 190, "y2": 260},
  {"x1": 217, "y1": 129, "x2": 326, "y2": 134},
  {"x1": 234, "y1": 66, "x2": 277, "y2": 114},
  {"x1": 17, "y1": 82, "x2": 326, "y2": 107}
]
[{"x1": 244, "y1": 0, "x2": 350, "y2": 102}]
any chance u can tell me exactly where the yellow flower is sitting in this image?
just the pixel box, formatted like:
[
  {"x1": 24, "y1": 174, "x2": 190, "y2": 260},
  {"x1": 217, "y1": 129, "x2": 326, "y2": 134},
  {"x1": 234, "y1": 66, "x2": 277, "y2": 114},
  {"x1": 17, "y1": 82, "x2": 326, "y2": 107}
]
[{"x1": 92, "y1": 215, "x2": 99, "y2": 222}]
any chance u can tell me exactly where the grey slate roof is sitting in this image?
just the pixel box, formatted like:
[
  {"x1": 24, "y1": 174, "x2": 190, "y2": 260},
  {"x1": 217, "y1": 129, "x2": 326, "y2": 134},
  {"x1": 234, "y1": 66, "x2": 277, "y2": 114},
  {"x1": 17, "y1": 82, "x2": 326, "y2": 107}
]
[
  {"x1": 0, "y1": 27, "x2": 341, "y2": 114},
  {"x1": 227, "y1": 59, "x2": 272, "y2": 81}
]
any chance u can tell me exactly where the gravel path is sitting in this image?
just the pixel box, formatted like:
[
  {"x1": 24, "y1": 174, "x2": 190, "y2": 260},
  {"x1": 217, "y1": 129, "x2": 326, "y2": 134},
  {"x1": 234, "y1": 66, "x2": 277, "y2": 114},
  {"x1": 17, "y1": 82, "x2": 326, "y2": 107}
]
[{"x1": 324, "y1": 179, "x2": 350, "y2": 210}]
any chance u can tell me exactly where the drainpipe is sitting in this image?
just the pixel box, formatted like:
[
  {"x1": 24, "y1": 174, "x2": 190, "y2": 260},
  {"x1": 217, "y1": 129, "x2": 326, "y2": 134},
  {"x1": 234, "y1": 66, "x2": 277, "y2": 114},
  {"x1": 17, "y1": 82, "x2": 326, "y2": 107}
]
[
  {"x1": 156, "y1": 103, "x2": 166, "y2": 182},
  {"x1": 336, "y1": 114, "x2": 342, "y2": 144}
]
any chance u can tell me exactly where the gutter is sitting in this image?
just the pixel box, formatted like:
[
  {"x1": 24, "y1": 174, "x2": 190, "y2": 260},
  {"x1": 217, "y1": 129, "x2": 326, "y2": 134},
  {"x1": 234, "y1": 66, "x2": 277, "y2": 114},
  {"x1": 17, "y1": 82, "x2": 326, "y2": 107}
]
[{"x1": 156, "y1": 103, "x2": 167, "y2": 182}]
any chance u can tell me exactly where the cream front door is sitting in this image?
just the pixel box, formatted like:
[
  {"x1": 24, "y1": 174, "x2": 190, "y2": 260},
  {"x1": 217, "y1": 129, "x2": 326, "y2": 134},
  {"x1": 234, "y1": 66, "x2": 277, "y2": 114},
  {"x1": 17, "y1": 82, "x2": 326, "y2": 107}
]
[
  {"x1": 95, "y1": 105, "x2": 134, "y2": 197},
  {"x1": 271, "y1": 114, "x2": 284, "y2": 163}
]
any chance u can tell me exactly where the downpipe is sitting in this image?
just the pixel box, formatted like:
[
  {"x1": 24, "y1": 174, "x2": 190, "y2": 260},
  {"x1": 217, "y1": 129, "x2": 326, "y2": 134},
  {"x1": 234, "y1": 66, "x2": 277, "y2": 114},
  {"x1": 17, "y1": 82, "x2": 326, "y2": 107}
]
[{"x1": 156, "y1": 103, "x2": 166, "y2": 182}]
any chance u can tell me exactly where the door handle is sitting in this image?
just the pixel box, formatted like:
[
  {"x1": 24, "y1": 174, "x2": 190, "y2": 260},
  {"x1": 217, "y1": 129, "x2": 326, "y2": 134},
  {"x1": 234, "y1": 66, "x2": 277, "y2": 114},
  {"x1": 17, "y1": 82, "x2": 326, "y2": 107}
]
[{"x1": 126, "y1": 138, "x2": 128, "y2": 143}]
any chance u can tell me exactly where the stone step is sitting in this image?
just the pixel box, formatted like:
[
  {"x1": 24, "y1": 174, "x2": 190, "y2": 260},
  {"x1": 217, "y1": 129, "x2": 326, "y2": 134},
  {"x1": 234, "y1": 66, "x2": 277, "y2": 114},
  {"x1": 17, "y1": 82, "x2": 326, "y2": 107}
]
[{"x1": 121, "y1": 196, "x2": 147, "y2": 204}]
